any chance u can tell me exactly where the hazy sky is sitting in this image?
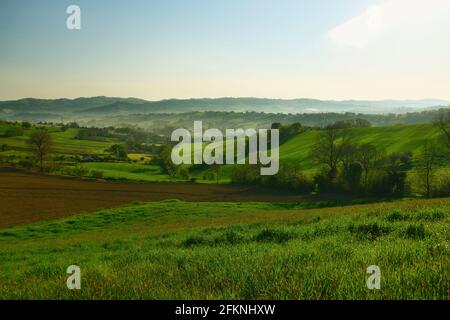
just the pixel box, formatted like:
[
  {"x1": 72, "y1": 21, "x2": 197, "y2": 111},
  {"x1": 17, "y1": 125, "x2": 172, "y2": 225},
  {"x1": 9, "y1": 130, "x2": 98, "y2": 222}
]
[{"x1": 1, "y1": 0, "x2": 450, "y2": 101}]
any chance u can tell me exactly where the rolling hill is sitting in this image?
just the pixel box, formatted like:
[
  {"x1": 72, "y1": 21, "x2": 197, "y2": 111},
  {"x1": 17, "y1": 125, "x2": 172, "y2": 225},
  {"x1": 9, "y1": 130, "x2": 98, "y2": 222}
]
[
  {"x1": 279, "y1": 123, "x2": 445, "y2": 171},
  {"x1": 1, "y1": 121, "x2": 447, "y2": 184},
  {"x1": 1, "y1": 97, "x2": 449, "y2": 122}
]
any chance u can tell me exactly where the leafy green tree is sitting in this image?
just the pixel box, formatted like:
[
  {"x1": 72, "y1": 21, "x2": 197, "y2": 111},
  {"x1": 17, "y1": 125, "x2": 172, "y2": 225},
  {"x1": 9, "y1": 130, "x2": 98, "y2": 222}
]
[
  {"x1": 178, "y1": 167, "x2": 190, "y2": 180},
  {"x1": 107, "y1": 144, "x2": 128, "y2": 160},
  {"x1": 344, "y1": 161, "x2": 363, "y2": 192},
  {"x1": 21, "y1": 121, "x2": 31, "y2": 129},
  {"x1": 3, "y1": 126, "x2": 24, "y2": 137},
  {"x1": 231, "y1": 165, "x2": 260, "y2": 184},
  {"x1": 157, "y1": 145, "x2": 177, "y2": 176}
]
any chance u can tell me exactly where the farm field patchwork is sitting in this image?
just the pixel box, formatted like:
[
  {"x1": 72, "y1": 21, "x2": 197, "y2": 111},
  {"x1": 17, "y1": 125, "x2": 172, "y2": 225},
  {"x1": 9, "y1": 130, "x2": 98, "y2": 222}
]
[
  {"x1": 0, "y1": 169, "x2": 310, "y2": 229},
  {"x1": 2, "y1": 122, "x2": 447, "y2": 183}
]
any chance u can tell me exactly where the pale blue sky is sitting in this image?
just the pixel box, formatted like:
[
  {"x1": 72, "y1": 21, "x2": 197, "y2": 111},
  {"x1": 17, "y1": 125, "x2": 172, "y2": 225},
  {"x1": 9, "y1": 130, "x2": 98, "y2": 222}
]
[{"x1": 1, "y1": 0, "x2": 449, "y2": 100}]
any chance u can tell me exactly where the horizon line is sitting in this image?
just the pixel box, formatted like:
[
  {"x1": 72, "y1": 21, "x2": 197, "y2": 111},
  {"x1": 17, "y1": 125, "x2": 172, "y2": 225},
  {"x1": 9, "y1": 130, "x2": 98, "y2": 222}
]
[{"x1": 2, "y1": 96, "x2": 450, "y2": 104}]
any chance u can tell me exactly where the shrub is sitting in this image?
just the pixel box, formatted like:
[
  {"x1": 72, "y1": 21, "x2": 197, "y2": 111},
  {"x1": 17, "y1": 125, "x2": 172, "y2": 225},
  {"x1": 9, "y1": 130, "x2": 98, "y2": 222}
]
[
  {"x1": 290, "y1": 172, "x2": 314, "y2": 193},
  {"x1": 106, "y1": 144, "x2": 128, "y2": 160},
  {"x1": 231, "y1": 165, "x2": 261, "y2": 184},
  {"x1": 71, "y1": 165, "x2": 88, "y2": 177},
  {"x1": 18, "y1": 160, "x2": 33, "y2": 170},
  {"x1": 432, "y1": 173, "x2": 450, "y2": 197},
  {"x1": 21, "y1": 121, "x2": 32, "y2": 129},
  {"x1": 405, "y1": 224, "x2": 426, "y2": 239},
  {"x1": 53, "y1": 155, "x2": 66, "y2": 161},
  {"x1": 271, "y1": 167, "x2": 314, "y2": 193},
  {"x1": 254, "y1": 228, "x2": 294, "y2": 244},
  {"x1": 178, "y1": 167, "x2": 190, "y2": 180},
  {"x1": 3, "y1": 126, "x2": 24, "y2": 137},
  {"x1": 415, "y1": 209, "x2": 445, "y2": 221},
  {"x1": 386, "y1": 210, "x2": 409, "y2": 222},
  {"x1": 214, "y1": 230, "x2": 245, "y2": 246},
  {"x1": 182, "y1": 235, "x2": 206, "y2": 248},
  {"x1": 203, "y1": 170, "x2": 216, "y2": 181},
  {"x1": 90, "y1": 170, "x2": 104, "y2": 179},
  {"x1": 314, "y1": 169, "x2": 339, "y2": 193},
  {"x1": 365, "y1": 170, "x2": 407, "y2": 196},
  {"x1": 348, "y1": 222, "x2": 390, "y2": 240}
]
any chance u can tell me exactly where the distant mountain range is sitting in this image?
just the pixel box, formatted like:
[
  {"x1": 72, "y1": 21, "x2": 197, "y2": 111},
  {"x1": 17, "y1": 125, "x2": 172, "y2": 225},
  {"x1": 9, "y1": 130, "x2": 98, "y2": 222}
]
[{"x1": 0, "y1": 97, "x2": 449, "y2": 121}]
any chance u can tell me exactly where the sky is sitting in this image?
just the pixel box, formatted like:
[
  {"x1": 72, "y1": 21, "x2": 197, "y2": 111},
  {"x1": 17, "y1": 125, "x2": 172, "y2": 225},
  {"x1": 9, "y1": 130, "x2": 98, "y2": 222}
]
[{"x1": 1, "y1": 0, "x2": 450, "y2": 101}]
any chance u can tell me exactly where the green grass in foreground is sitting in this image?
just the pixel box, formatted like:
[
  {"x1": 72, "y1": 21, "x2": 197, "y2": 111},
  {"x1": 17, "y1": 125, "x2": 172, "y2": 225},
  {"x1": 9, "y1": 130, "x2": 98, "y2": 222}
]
[{"x1": 0, "y1": 198, "x2": 448, "y2": 299}]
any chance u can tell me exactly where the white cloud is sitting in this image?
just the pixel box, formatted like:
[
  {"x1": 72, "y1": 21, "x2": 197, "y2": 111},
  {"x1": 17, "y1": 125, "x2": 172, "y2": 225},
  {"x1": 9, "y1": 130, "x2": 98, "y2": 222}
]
[{"x1": 328, "y1": 0, "x2": 450, "y2": 49}]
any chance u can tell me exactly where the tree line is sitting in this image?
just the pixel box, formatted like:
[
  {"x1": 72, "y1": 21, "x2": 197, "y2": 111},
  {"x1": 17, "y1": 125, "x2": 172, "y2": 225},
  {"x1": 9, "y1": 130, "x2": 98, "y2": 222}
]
[{"x1": 231, "y1": 110, "x2": 450, "y2": 198}]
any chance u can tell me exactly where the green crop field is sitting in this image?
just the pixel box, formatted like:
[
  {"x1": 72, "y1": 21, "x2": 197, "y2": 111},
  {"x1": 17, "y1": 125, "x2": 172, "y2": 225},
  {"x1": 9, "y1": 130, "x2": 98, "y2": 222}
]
[
  {"x1": 280, "y1": 124, "x2": 443, "y2": 172},
  {"x1": 0, "y1": 197, "x2": 448, "y2": 299},
  {"x1": 82, "y1": 162, "x2": 179, "y2": 182}
]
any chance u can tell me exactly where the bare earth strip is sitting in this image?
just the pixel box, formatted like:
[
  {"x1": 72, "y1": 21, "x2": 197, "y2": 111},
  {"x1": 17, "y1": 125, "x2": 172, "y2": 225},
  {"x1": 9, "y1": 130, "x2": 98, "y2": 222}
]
[{"x1": 0, "y1": 168, "x2": 306, "y2": 229}]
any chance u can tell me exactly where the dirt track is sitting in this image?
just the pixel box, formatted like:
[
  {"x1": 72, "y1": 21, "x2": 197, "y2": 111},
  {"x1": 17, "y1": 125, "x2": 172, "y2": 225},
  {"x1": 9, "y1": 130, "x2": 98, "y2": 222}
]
[{"x1": 0, "y1": 168, "x2": 305, "y2": 229}]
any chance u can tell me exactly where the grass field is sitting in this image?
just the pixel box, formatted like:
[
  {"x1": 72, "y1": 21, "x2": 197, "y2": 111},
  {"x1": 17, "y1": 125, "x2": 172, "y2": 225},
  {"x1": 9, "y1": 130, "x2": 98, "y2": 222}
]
[
  {"x1": 82, "y1": 162, "x2": 178, "y2": 182},
  {"x1": 0, "y1": 126, "x2": 115, "y2": 156},
  {"x1": 280, "y1": 124, "x2": 444, "y2": 172},
  {"x1": 0, "y1": 197, "x2": 448, "y2": 299}
]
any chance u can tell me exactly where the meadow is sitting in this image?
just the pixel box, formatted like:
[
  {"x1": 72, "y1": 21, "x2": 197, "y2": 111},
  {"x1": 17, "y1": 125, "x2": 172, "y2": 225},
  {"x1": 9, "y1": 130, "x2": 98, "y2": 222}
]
[{"x1": 0, "y1": 197, "x2": 448, "y2": 299}]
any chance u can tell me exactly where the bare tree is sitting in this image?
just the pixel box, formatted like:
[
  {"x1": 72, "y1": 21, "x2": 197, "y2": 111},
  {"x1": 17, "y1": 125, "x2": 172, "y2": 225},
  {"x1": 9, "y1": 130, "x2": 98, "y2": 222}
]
[
  {"x1": 340, "y1": 140, "x2": 359, "y2": 172},
  {"x1": 27, "y1": 130, "x2": 53, "y2": 171},
  {"x1": 212, "y1": 164, "x2": 222, "y2": 184},
  {"x1": 433, "y1": 109, "x2": 450, "y2": 149},
  {"x1": 311, "y1": 125, "x2": 350, "y2": 176},
  {"x1": 416, "y1": 142, "x2": 443, "y2": 197},
  {"x1": 358, "y1": 143, "x2": 381, "y2": 186}
]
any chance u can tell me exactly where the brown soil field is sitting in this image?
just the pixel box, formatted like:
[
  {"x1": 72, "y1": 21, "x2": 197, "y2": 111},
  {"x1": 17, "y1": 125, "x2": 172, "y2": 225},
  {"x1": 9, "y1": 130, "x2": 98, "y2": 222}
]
[{"x1": 0, "y1": 168, "x2": 306, "y2": 229}]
